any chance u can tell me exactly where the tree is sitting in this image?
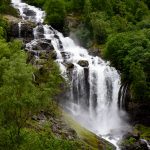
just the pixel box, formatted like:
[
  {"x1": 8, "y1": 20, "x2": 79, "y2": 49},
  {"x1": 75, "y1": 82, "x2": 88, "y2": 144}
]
[
  {"x1": 90, "y1": 12, "x2": 110, "y2": 43},
  {"x1": 44, "y1": 0, "x2": 66, "y2": 31},
  {"x1": 83, "y1": 0, "x2": 92, "y2": 23},
  {"x1": 129, "y1": 62, "x2": 147, "y2": 100},
  {"x1": 0, "y1": 40, "x2": 63, "y2": 149}
]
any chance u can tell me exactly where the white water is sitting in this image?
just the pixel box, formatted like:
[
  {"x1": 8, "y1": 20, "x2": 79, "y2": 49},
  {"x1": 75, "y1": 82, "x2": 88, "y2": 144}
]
[
  {"x1": 141, "y1": 139, "x2": 150, "y2": 150},
  {"x1": 11, "y1": 0, "x2": 131, "y2": 149}
]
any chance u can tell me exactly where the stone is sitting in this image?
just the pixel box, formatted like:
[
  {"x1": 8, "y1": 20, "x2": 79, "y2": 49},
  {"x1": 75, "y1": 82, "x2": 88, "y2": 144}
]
[
  {"x1": 78, "y1": 60, "x2": 89, "y2": 67},
  {"x1": 10, "y1": 21, "x2": 36, "y2": 42},
  {"x1": 36, "y1": 25, "x2": 44, "y2": 34},
  {"x1": 31, "y1": 39, "x2": 54, "y2": 51},
  {"x1": 32, "y1": 115, "x2": 37, "y2": 121},
  {"x1": 66, "y1": 63, "x2": 74, "y2": 70},
  {"x1": 37, "y1": 112, "x2": 46, "y2": 121},
  {"x1": 61, "y1": 52, "x2": 70, "y2": 59},
  {"x1": 23, "y1": 8, "x2": 36, "y2": 16}
]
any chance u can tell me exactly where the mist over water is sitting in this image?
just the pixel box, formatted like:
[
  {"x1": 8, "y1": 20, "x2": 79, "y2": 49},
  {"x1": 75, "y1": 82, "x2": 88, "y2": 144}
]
[{"x1": 11, "y1": 0, "x2": 131, "y2": 149}]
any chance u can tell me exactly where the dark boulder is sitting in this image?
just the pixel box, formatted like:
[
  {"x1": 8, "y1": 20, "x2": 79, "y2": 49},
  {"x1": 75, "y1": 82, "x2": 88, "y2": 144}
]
[
  {"x1": 61, "y1": 52, "x2": 70, "y2": 59},
  {"x1": 66, "y1": 63, "x2": 74, "y2": 70},
  {"x1": 10, "y1": 21, "x2": 36, "y2": 42},
  {"x1": 10, "y1": 23, "x2": 19, "y2": 37},
  {"x1": 31, "y1": 39, "x2": 54, "y2": 51},
  {"x1": 20, "y1": 22, "x2": 35, "y2": 42},
  {"x1": 78, "y1": 60, "x2": 89, "y2": 67},
  {"x1": 36, "y1": 25, "x2": 44, "y2": 34},
  {"x1": 23, "y1": 8, "x2": 36, "y2": 16}
]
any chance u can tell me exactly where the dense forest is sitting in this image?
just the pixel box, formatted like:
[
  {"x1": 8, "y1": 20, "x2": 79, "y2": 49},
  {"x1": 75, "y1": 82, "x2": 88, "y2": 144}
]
[{"x1": 0, "y1": 0, "x2": 150, "y2": 149}]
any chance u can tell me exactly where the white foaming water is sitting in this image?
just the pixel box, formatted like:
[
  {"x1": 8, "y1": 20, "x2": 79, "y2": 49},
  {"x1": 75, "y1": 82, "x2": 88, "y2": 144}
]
[
  {"x1": 11, "y1": 0, "x2": 131, "y2": 149},
  {"x1": 11, "y1": 0, "x2": 45, "y2": 23},
  {"x1": 18, "y1": 22, "x2": 22, "y2": 38}
]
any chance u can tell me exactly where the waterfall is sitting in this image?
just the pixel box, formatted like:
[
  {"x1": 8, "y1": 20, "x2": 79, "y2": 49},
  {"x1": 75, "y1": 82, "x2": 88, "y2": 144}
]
[
  {"x1": 118, "y1": 83, "x2": 128, "y2": 110},
  {"x1": 11, "y1": 0, "x2": 131, "y2": 149},
  {"x1": 18, "y1": 22, "x2": 22, "y2": 38}
]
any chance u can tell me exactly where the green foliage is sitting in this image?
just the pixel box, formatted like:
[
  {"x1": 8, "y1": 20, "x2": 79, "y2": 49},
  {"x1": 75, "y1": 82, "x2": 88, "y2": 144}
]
[
  {"x1": 129, "y1": 63, "x2": 147, "y2": 100},
  {"x1": 18, "y1": 129, "x2": 82, "y2": 150},
  {"x1": 83, "y1": 0, "x2": 92, "y2": 23},
  {"x1": 105, "y1": 30, "x2": 150, "y2": 101},
  {"x1": 0, "y1": 39, "x2": 64, "y2": 149},
  {"x1": 0, "y1": 16, "x2": 10, "y2": 39},
  {"x1": 135, "y1": 124, "x2": 150, "y2": 140},
  {"x1": 121, "y1": 137, "x2": 137, "y2": 146},
  {"x1": 71, "y1": 0, "x2": 85, "y2": 12},
  {"x1": 0, "y1": 0, "x2": 18, "y2": 16},
  {"x1": 44, "y1": 0, "x2": 66, "y2": 31},
  {"x1": 23, "y1": 0, "x2": 45, "y2": 8},
  {"x1": 90, "y1": 12, "x2": 111, "y2": 43}
]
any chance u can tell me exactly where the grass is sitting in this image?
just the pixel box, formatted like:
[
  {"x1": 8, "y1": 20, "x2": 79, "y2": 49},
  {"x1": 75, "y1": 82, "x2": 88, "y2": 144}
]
[
  {"x1": 135, "y1": 124, "x2": 150, "y2": 140},
  {"x1": 62, "y1": 110, "x2": 115, "y2": 150}
]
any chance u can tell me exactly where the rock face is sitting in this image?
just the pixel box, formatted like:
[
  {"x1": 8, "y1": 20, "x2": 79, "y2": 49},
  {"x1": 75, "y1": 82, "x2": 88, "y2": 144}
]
[
  {"x1": 128, "y1": 101, "x2": 150, "y2": 126},
  {"x1": 5, "y1": 15, "x2": 36, "y2": 42},
  {"x1": 10, "y1": 21, "x2": 35, "y2": 42},
  {"x1": 20, "y1": 22, "x2": 36, "y2": 42}
]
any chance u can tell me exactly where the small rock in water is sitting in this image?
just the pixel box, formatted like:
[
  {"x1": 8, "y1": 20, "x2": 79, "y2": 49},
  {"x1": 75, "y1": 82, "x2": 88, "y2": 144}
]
[
  {"x1": 23, "y1": 8, "x2": 36, "y2": 16},
  {"x1": 78, "y1": 60, "x2": 89, "y2": 67}
]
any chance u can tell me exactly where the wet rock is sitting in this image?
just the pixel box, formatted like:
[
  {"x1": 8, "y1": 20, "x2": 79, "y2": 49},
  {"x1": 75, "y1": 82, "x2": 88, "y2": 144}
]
[
  {"x1": 61, "y1": 52, "x2": 70, "y2": 59},
  {"x1": 54, "y1": 34, "x2": 63, "y2": 49},
  {"x1": 10, "y1": 21, "x2": 36, "y2": 42},
  {"x1": 54, "y1": 34, "x2": 59, "y2": 39},
  {"x1": 34, "y1": 25, "x2": 45, "y2": 39},
  {"x1": 36, "y1": 25, "x2": 44, "y2": 34},
  {"x1": 32, "y1": 40, "x2": 54, "y2": 51},
  {"x1": 78, "y1": 60, "x2": 89, "y2": 67},
  {"x1": 66, "y1": 63, "x2": 74, "y2": 70},
  {"x1": 23, "y1": 8, "x2": 36, "y2": 16},
  {"x1": 140, "y1": 140, "x2": 148, "y2": 150},
  {"x1": 88, "y1": 47, "x2": 100, "y2": 56}
]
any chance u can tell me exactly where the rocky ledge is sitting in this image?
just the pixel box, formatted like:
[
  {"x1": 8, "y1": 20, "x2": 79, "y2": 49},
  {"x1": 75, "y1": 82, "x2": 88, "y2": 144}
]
[{"x1": 4, "y1": 15, "x2": 36, "y2": 42}]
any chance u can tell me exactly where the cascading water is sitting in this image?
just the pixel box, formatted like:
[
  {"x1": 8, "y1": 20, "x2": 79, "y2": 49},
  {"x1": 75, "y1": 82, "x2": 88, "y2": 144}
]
[
  {"x1": 11, "y1": 0, "x2": 131, "y2": 149},
  {"x1": 18, "y1": 22, "x2": 22, "y2": 38},
  {"x1": 118, "y1": 83, "x2": 128, "y2": 110}
]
